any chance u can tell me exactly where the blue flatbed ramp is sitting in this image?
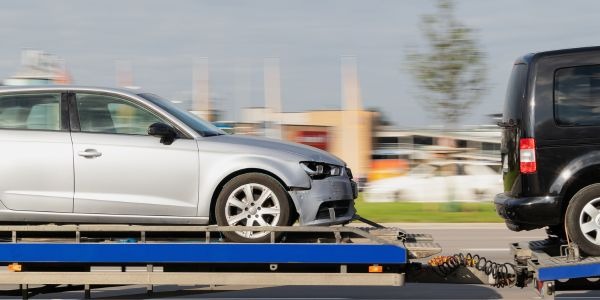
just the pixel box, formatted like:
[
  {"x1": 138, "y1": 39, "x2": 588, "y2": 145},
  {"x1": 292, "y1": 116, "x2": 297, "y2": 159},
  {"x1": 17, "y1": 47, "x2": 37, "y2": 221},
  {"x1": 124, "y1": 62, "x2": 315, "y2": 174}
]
[
  {"x1": 0, "y1": 242, "x2": 407, "y2": 264},
  {"x1": 537, "y1": 261, "x2": 600, "y2": 281}
]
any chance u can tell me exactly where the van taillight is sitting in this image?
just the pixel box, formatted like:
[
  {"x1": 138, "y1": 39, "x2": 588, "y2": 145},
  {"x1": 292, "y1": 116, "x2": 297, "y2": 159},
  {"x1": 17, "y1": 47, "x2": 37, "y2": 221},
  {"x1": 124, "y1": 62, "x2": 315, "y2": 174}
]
[{"x1": 519, "y1": 138, "x2": 536, "y2": 174}]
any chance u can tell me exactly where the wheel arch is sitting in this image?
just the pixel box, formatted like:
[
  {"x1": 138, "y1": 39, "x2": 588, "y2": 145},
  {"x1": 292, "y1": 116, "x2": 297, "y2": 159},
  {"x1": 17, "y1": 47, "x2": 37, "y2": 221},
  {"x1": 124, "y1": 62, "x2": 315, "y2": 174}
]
[
  {"x1": 208, "y1": 168, "x2": 298, "y2": 224},
  {"x1": 553, "y1": 163, "x2": 600, "y2": 222}
]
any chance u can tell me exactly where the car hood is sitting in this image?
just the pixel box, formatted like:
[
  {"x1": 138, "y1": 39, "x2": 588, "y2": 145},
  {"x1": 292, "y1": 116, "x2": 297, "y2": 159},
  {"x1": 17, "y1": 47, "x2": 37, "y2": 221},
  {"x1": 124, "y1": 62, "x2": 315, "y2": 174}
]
[{"x1": 201, "y1": 134, "x2": 345, "y2": 166}]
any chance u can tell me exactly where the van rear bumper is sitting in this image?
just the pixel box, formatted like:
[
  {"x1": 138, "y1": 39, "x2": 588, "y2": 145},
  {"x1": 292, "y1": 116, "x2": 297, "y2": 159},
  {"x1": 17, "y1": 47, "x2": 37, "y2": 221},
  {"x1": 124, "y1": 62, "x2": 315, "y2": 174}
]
[{"x1": 494, "y1": 193, "x2": 561, "y2": 230}]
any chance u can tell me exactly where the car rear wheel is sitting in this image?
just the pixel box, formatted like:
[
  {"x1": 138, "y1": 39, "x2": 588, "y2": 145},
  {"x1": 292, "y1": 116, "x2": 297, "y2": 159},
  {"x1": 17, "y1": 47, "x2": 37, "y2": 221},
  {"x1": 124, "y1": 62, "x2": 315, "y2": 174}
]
[
  {"x1": 566, "y1": 183, "x2": 600, "y2": 256},
  {"x1": 215, "y1": 173, "x2": 291, "y2": 243}
]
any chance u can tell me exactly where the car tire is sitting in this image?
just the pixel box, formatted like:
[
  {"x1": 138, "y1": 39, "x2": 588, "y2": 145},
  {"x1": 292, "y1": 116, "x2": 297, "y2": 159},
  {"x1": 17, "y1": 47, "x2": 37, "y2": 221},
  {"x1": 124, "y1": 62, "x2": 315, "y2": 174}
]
[
  {"x1": 566, "y1": 183, "x2": 600, "y2": 256},
  {"x1": 215, "y1": 173, "x2": 291, "y2": 243}
]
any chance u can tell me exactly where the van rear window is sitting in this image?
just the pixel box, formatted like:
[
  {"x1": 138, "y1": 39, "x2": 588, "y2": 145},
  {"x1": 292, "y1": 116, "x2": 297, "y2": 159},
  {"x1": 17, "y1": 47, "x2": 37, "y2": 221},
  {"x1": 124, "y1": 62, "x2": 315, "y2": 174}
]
[
  {"x1": 555, "y1": 65, "x2": 600, "y2": 126},
  {"x1": 503, "y1": 64, "x2": 528, "y2": 122}
]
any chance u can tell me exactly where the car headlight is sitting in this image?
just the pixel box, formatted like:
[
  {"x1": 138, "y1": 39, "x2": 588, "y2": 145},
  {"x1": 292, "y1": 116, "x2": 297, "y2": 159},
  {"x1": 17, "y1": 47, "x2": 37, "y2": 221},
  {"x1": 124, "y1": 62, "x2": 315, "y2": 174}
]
[{"x1": 300, "y1": 161, "x2": 342, "y2": 179}]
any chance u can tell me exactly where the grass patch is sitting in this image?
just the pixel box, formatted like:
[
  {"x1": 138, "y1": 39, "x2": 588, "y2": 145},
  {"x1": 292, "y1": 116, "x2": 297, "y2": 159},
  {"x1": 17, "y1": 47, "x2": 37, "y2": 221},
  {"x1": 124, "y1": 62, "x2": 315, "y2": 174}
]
[{"x1": 354, "y1": 194, "x2": 502, "y2": 223}]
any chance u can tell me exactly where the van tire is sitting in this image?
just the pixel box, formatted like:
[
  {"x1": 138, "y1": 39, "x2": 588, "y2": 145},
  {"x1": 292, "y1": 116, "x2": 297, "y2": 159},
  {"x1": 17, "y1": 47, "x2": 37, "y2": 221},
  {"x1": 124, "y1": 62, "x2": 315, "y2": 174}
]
[{"x1": 566, "y1": 183, "x2": 600, "y2": 256}]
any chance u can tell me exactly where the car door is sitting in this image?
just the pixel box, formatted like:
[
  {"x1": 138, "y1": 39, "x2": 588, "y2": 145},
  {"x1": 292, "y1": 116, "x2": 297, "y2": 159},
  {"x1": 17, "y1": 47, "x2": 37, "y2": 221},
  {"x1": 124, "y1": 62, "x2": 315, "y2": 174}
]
[
  {"x1": 70, "y1": 92, "x2": 199, "y2": 216},
  {"x1": 0, "y1": 92, "x2": 73, "y2": 212}
]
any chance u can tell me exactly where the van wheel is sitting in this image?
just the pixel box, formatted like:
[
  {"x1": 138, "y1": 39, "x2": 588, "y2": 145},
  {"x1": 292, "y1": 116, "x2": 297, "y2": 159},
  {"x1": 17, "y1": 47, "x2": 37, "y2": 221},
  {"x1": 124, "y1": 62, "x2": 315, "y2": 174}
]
[
  {"x1": 566, "y1": 184, "x2": 600, "y2": 256},
  {"x1": 215, "y1": 173, "x2": 291, "y2": 243}
]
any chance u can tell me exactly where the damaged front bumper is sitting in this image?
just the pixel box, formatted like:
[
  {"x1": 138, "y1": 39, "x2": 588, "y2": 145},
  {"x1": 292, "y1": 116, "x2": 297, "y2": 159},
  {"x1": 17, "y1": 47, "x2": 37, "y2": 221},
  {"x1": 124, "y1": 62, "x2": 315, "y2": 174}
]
[{"x1": 288, "y1": 175, "x2": 358, "y2": 226}]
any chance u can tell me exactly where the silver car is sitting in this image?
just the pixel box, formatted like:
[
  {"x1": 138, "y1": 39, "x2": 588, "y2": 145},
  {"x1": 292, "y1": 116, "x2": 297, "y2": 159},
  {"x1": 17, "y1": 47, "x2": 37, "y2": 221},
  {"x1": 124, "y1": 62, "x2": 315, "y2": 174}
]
[{"x1": 0, "y1": 86, "x2": 357, "y2": 242}]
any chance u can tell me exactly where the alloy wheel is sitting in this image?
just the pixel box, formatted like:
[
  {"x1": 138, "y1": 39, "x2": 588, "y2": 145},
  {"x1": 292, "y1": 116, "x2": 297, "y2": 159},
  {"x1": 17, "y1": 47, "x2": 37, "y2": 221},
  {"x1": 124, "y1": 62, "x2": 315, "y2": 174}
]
[
  {"x1": 579, "y1": 197, "x2": 600, "y2": 245},
  {"x1": 224, "y1": 183, "x2": 281, "y2": 239}
]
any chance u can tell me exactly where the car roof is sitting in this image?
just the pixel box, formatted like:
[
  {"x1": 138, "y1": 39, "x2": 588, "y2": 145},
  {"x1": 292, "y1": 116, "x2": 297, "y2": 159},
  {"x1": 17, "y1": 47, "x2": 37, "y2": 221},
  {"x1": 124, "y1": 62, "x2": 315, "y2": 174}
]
[
  {"x1": 0, "y1": 85, "x2": 147, "y2": 97},
  {"x1": 516, "y1": 46, "x2": 600, "y2": 65}
]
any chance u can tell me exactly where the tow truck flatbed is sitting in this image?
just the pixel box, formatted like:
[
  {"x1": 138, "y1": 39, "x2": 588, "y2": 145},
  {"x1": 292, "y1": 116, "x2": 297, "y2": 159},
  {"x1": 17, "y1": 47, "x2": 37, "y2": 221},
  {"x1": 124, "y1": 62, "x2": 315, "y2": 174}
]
[{"x1": 0, "y1": 223, "x2": 444, "y2": 299}]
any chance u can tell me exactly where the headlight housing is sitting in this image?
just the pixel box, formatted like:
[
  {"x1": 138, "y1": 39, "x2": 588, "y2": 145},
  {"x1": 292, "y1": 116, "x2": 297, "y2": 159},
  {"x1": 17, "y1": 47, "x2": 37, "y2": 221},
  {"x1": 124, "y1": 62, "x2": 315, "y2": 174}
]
[{"x1": 300, "y1": 161, "x2": 342, "y2": 179}]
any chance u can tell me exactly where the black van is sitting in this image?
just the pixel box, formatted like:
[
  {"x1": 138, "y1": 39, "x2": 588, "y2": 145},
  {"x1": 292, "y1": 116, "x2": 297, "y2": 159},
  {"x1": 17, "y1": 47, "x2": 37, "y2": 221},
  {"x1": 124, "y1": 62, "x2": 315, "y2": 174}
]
[{"x1": 495, "y1": 46, "x2": 600, "y2": 255}]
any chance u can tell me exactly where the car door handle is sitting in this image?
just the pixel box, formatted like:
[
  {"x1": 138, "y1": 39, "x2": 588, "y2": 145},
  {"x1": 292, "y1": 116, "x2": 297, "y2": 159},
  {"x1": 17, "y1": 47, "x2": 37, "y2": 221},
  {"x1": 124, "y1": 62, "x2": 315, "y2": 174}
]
[{"x1": 78, "y1": 149, "x2": 102, "y2": 158}]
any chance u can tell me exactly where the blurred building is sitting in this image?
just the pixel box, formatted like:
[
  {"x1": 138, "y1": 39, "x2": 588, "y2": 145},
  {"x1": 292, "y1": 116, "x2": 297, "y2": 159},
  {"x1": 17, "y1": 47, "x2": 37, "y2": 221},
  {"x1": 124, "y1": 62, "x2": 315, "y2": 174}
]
[
  {"x1": 374, "y1": 127, "x2": 500, "y2": 160},
  {"x1": 370, "y1": 126, "x2": 501, "y2": 181},
  {"x1": 240, "y1": 107, "x2": 377, "y2": 180},
  {"x1": 190, "y1": 58, "x2": 212, "y2": 121},
  {"x1": 3, "y1": 50, "x2": 71, "y2": 86}
]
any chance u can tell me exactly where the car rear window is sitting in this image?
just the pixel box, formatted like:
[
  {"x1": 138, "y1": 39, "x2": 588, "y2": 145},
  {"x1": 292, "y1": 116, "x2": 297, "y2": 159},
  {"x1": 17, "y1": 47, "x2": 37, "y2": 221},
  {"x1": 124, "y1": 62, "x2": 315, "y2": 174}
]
[
  {"x1": 555, "y1": 64, "x2": 600, "y2": 126},
  {"x1": 502, "y1": 63, "x2": 528, "y2": 123}
]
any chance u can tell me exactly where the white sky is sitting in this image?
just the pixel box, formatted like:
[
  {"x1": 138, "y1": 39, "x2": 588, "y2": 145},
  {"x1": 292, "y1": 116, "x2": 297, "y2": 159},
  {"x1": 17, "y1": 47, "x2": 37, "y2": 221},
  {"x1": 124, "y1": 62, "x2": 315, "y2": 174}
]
[{"x1": 1, "y1": 0, "x2": 600, "y2": 127}]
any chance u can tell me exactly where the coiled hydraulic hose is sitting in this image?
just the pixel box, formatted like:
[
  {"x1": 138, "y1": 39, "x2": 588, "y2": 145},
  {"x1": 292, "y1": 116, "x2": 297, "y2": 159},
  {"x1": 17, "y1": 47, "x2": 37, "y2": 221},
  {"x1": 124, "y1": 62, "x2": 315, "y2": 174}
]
[{"x1": 428, "y1": 253, "x2": 517, "y2": 288}]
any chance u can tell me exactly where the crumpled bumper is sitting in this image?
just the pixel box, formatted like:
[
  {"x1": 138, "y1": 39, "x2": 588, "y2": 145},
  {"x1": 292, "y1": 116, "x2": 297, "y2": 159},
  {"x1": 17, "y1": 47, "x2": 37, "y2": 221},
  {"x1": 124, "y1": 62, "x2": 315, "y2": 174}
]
[{"x1": 288, "y1": 176, "x2": 358, "y2": 226}]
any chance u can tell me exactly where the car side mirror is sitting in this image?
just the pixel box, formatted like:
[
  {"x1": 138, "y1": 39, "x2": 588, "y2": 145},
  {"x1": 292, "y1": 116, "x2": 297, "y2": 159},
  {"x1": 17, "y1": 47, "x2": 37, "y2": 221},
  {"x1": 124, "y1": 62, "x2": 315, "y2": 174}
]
[{"x1": 148, "y1": 122, "x2": 177, "y2": 145}]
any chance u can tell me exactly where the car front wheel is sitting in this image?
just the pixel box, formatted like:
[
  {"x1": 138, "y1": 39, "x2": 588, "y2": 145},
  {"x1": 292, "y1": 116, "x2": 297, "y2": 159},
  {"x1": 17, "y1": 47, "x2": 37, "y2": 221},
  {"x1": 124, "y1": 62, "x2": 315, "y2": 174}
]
[
  {"x1": 566, "y1": 183, "x2": 600, "y2": 256},
  {"x1": 215, "y1": 173, "x2": 291, "y2": 243}
]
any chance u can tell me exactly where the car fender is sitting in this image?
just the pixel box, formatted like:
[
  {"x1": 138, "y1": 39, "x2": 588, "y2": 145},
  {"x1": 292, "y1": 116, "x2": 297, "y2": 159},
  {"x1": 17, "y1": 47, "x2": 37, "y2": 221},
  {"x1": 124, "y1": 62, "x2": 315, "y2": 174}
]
[{"x1": 197, "y1": 153, "x2": 311, "y2": 217}]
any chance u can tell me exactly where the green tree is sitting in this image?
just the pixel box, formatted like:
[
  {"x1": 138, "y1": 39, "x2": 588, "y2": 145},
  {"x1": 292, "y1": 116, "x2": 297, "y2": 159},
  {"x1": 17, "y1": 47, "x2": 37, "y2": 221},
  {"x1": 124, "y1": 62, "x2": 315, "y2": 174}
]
[{"x1": 406, "y1": 0, "x2": 487, "y2": 126}]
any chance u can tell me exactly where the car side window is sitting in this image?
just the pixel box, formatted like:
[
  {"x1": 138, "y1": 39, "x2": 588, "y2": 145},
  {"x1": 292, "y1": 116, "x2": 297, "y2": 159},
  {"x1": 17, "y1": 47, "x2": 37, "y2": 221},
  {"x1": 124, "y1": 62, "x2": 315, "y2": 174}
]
[
  {"x1": 0, "y1": 93, "x2": 61, "y2": 131},
  {"x1": 76, "y1": 93, "x2": 164, "y2": 135},
  {"x1": 555, "y1": 65, "x2": 600, "y2": 126}
]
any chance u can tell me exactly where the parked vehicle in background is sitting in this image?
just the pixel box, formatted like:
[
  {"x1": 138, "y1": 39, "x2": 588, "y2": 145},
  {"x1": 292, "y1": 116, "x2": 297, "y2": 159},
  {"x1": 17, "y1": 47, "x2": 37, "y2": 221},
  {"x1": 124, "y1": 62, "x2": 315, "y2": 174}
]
[
  {"x1": 495, "y1": 46, "x2": 600, "y2": 256},
  {"x1": 0, "y1": 86, "x2": 357, "y2": 243},
  {"x1": 364, "y1": 160, "x2": 501, "y2": 203}
]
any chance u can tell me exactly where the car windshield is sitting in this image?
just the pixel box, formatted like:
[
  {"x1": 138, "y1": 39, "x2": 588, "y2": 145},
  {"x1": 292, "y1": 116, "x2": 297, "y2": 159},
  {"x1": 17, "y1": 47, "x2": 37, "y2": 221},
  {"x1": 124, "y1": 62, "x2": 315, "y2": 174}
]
[{"x1": 138, "y1": 93, "x2": 225, "y2": 137}]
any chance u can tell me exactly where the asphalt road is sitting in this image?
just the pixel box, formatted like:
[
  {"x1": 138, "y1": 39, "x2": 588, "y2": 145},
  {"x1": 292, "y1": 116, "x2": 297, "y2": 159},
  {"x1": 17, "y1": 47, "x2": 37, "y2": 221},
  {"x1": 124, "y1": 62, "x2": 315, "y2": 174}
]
[{"x1": 5, "y1": 223, "x2": 600, "y2": 299}]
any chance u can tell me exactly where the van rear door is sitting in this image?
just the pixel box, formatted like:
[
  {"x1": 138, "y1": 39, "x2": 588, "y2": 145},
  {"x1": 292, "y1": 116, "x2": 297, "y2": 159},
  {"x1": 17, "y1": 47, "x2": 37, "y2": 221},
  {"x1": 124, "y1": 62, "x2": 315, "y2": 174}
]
[{"x1": 500, "y1": 63, "x2": 528, "y2": 195}]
